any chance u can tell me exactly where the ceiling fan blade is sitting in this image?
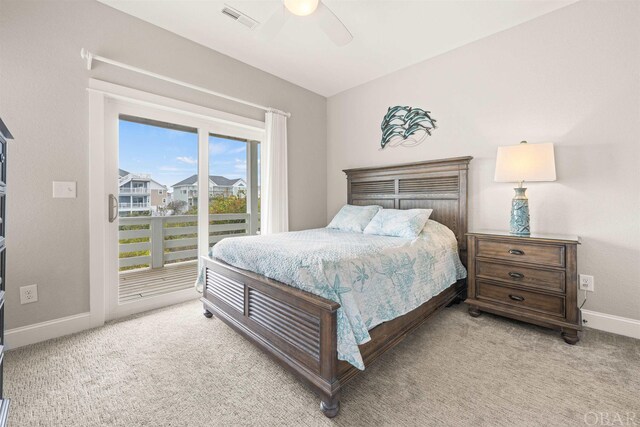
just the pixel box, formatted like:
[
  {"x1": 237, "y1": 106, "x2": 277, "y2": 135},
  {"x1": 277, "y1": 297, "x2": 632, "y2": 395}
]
[
  {"x1": 260, "y1": 5, "x2": 290, "y2": 40},
  {"x1": 316, "y1": 2, "x2": 353, "y2": 46}
]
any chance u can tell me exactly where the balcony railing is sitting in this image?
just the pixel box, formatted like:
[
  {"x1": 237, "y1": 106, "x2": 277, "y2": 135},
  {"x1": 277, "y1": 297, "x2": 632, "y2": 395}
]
[
  {"x1": 184, "y1": 189, "x2": 242, "y2": 197},
  {"x1": 120, "y1": 187, "x2": 150, "y2": 195},
  {"x1": 118, "y1": 213, "x2": 251, "y2": 270},
  {"x1": 119, "y1": 202, "x2": 151, "y2": 209},
  {"x1": 119, "y1": 173, "x2": 151, "y2": 182}
]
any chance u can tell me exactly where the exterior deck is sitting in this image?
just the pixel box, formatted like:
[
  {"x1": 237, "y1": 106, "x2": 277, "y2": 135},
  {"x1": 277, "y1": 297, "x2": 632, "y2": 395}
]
[
  {"x1": 118, "y1": 213, "x2": 255, "y2": 303},
  {"x1": 119, "y1": 261, "x2": 198, "y2": 303}
]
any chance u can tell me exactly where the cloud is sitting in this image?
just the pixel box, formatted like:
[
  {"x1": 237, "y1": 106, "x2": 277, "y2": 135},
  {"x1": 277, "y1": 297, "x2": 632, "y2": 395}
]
[
  {"x1": 176, "y1": 156, "x2": 197, "y2": 165},
  {"x1": 234, "y1": 158, "x2": 247, "y2": 171},
  {"x1": 209, "y1": 142, "x2": 226, "y2": 155},
  {"x1": 209, "y1": 141, "x2": 246, "y2": 156}
]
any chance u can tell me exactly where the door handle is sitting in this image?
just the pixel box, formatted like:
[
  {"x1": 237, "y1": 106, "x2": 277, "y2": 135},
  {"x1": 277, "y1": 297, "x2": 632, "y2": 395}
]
[
  {"x1": 509, "y1": 294, "x2": 525, "y2": 302},
  {"x1": 508, "y1": 249, "x2": 525, "y2": 255},
  {"x1": 508, "y1": 272, "x2": 524, "y2": 279},
  {"x1": 108, "y1": 194, "x2": 119, "y2": 223}
]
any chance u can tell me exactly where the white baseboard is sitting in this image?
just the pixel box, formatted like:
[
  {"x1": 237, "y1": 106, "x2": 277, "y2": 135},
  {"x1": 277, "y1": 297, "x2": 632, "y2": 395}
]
[
  {"x1": 5, "y1": 312, "x2": 94, "y2": 350},
  {"x1": 582, "y1": 310, "x2": 640, "y2": 340},
  {"x1": 5, "y1": 292, "x2": 200, "y2": 350},
  {"x1": 5, "y1": 306, "x2": 637, "y2": 351},
  {"x1": 108, "y1": 288, "x2": 199, "y2": 320}
]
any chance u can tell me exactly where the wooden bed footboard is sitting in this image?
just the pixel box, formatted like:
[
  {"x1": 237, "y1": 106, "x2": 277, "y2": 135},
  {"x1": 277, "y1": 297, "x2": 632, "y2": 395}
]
[
  {"x1": 201, "y1": 257, "x2": 342, "y2": 417},
  {"x1": 202, "y1": 257, "x2": 466, "y2": 418}
]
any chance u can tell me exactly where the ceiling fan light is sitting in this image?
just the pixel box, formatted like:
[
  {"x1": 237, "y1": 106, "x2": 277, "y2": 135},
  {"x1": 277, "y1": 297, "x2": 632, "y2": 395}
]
[{"x1": 284, "y1": 0, "x2": 319, "y2": 16}]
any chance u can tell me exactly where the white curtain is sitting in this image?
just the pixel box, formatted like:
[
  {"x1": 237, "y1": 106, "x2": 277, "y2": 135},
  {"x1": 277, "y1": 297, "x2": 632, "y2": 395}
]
[{"x1": 261, "y1": 110, "x2": 289, "y2": 234}]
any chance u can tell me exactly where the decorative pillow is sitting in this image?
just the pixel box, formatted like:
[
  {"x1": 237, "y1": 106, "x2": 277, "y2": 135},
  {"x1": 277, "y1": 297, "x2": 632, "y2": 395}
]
[
  {"x1": 327, "y1": 205, "x2": 382, "y2": 233},
  {"x1": 363, "y1": 208, "x2": 433, "y2": 238}
]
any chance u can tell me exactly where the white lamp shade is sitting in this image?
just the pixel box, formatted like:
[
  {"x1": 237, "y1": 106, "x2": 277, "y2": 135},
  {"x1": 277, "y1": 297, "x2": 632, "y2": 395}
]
[{"x1": 495, "y1": 142, "x2": 556, "y2": 183}]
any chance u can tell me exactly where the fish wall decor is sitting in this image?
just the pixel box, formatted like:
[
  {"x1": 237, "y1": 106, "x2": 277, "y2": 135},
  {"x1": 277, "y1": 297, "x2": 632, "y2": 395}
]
[{"x1": 380, "y1": 106, "x2": 437, "y2": 149}]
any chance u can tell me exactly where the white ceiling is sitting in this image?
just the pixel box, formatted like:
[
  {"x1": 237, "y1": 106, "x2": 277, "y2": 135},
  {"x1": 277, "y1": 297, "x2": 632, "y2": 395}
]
[{"x1": 98, "y1": 0, "x2": 576, "y2": 97}]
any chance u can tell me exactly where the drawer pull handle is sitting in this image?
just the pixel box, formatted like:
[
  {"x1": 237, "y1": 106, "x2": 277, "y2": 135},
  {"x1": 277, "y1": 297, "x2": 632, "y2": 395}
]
[
  {"x1": 509, "y1": 294, "x2": 525, "y2": 302},
  {"x1": 508, "y1": 249, "x2": 525, "y2": 255},
  {"x1": 508, "y1": 272, "x2": 524, "y2": 279}
]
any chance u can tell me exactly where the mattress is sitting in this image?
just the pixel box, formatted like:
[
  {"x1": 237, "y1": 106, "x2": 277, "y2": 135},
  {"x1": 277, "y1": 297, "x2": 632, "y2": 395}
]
[{"x1": 203, "y1": 220, "x2": 467, "y2": 369}]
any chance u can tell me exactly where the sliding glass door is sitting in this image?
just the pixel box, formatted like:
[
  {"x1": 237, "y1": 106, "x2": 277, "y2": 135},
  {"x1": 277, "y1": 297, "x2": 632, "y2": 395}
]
[
  {"x1": 104, "y1": 99, "x2": 263, "y2": 320},
  {"x1": 117, "y1": 115, "x2": 199, "y2": 307}
]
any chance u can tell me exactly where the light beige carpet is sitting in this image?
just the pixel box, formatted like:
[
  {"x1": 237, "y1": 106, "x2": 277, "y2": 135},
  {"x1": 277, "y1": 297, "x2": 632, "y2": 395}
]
[{"x1": 6, "y1": 300, "x2": 639, "y2": 426}]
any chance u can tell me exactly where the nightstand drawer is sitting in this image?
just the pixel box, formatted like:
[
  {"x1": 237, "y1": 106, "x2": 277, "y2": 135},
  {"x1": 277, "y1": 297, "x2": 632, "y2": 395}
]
[
  {"x1": 476, "y1": 239, "x2": 565, "y2": 267},
  {"x1": 476, "y1": 260, "x2": 565, "y2": 293},
  {"x1": 476, "y1": 280, "x2": 565, "y2": 317}
]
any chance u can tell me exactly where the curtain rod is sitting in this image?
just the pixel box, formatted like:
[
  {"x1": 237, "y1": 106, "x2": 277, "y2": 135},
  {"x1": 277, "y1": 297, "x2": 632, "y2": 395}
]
[{"x1": 80, "y1": 49, "x2": 291, "y2": 118}]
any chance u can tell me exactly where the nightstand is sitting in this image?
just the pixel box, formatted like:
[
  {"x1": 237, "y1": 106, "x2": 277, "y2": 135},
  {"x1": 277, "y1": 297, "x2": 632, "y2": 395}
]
[{"x1": 465, "y1": 230, "x2": 582, "y2": 344}]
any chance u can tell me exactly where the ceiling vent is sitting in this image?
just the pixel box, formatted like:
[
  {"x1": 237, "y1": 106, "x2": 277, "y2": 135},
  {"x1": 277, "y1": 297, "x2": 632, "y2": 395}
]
[{"x1": 221, "y1": 5, "x2": 259, "y2": 30}]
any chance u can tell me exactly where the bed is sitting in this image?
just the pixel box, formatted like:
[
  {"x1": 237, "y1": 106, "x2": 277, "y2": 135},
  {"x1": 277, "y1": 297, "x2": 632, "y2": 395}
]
[{"x1": 200, "y1": 156, "x2": 472, "y2": 417}]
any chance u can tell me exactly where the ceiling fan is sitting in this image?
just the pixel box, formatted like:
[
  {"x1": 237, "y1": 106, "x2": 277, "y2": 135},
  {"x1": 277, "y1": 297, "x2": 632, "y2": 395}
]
[{"x1": 261, "y1": 0, "x2": 353, "y2": 46}]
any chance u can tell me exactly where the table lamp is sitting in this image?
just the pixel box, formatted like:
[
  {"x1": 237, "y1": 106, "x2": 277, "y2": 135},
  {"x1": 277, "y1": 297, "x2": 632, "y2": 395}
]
[{"x1": 495, "y1": 141, "x2": 556, "y2": 235}]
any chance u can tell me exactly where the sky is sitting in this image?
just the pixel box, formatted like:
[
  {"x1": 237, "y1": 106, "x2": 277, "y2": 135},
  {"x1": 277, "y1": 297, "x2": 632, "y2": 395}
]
[{"x1": 118, "y1": 119, "x2": 255, "y2": 189}]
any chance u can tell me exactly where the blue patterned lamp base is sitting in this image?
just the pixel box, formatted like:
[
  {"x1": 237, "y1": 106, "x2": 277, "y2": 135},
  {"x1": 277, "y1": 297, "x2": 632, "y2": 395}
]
[{"x1": 510, "y1": 187, "x2": 530, "y2": 235}]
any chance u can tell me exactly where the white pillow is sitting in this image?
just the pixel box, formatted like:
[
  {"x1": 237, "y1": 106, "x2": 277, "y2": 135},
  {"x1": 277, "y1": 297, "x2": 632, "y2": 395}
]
[
  {"x1": 363, "y1": 208, "x2": 433, "y2": 238},
  {"x1": 327, "y1": 204, "x2": 381, "y2": 233}
]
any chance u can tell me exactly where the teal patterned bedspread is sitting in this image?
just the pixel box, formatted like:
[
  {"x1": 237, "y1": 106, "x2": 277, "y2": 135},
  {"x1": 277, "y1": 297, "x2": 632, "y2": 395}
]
[{"x1": 200, "y1": 220, "x2": 466, "y2": 370}]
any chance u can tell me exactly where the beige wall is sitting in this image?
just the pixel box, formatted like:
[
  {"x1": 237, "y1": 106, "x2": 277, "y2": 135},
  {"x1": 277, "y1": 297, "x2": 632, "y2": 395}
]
[
  {"x1": 0, "y1": 0, "x2": 327, "y2": 328},
  {"x1": 327, "y1": 1, "x2": 640, "y2": 320}
]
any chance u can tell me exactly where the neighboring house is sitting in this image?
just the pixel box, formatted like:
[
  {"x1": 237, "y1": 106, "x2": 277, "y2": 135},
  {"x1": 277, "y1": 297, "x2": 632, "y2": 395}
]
[
  {"x1": 119, "y1": 169, "x2": 168, "y2": 216},
  {"x1": 172, "y1": 175, "x2": 246, "y2": 208}
]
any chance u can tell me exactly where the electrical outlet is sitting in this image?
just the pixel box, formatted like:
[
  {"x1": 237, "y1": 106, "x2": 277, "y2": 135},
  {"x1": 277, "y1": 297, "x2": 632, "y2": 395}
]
[
  {"x1": 20, "y1": 284, "x2": 38, "y2": 304},
  {"x1": 579, "y1": 275, "x2": 594, "y2": 292}
]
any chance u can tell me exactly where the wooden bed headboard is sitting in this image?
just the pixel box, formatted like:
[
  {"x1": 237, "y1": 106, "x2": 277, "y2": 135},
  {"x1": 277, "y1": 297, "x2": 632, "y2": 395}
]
[{"x1": 343, "y1": 156, "x2": 472, "y2": 260}]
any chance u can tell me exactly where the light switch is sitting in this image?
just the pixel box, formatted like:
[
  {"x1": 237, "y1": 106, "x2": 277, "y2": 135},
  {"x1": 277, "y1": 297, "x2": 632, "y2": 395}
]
[{"x1": 53, "y1": 181, "x2": 77, "y2": 198}]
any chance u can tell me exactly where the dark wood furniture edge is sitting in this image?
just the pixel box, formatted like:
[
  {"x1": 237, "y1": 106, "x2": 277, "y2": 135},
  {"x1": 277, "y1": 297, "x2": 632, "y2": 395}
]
[
  {"x1": 0, "y1": 118, "x2": 10, "y2": 423},
  {"x1": 466, "y1": 300, "x2": 582, "y2": 331},
  {"x1": 0, "y1": 399, "x2": 8, "y2": 427},
  {"x1": 202, "y1": 156, "x2": 472, "y2": 417},
  {"x1": 345, "y1": 156, "x2": 472, "y2": 265},
  {"x1": 343, "y1": 156, "x2": 472, "y2": 175},
  {"x1": 202, "y1": 267, "x2": 465, "y2": 409},
  {"x1": 201, "y1": 297, "x2": 340, "y2": 396},
  {"x1": 202, "y1": 257, "x2": 341, "y2": 416},
  {"x1": 208, "y1": 259, "x2": 340, "y2": 312},
  {"x1": 0, "y1": 119, "x2": 12, "y2": 141},
  {"x1": 467, "y1": 231, "x2": 581, "y2": 245},
  {"x1": 465, "y1": 233, "x2": 582, "y2": 345}
]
